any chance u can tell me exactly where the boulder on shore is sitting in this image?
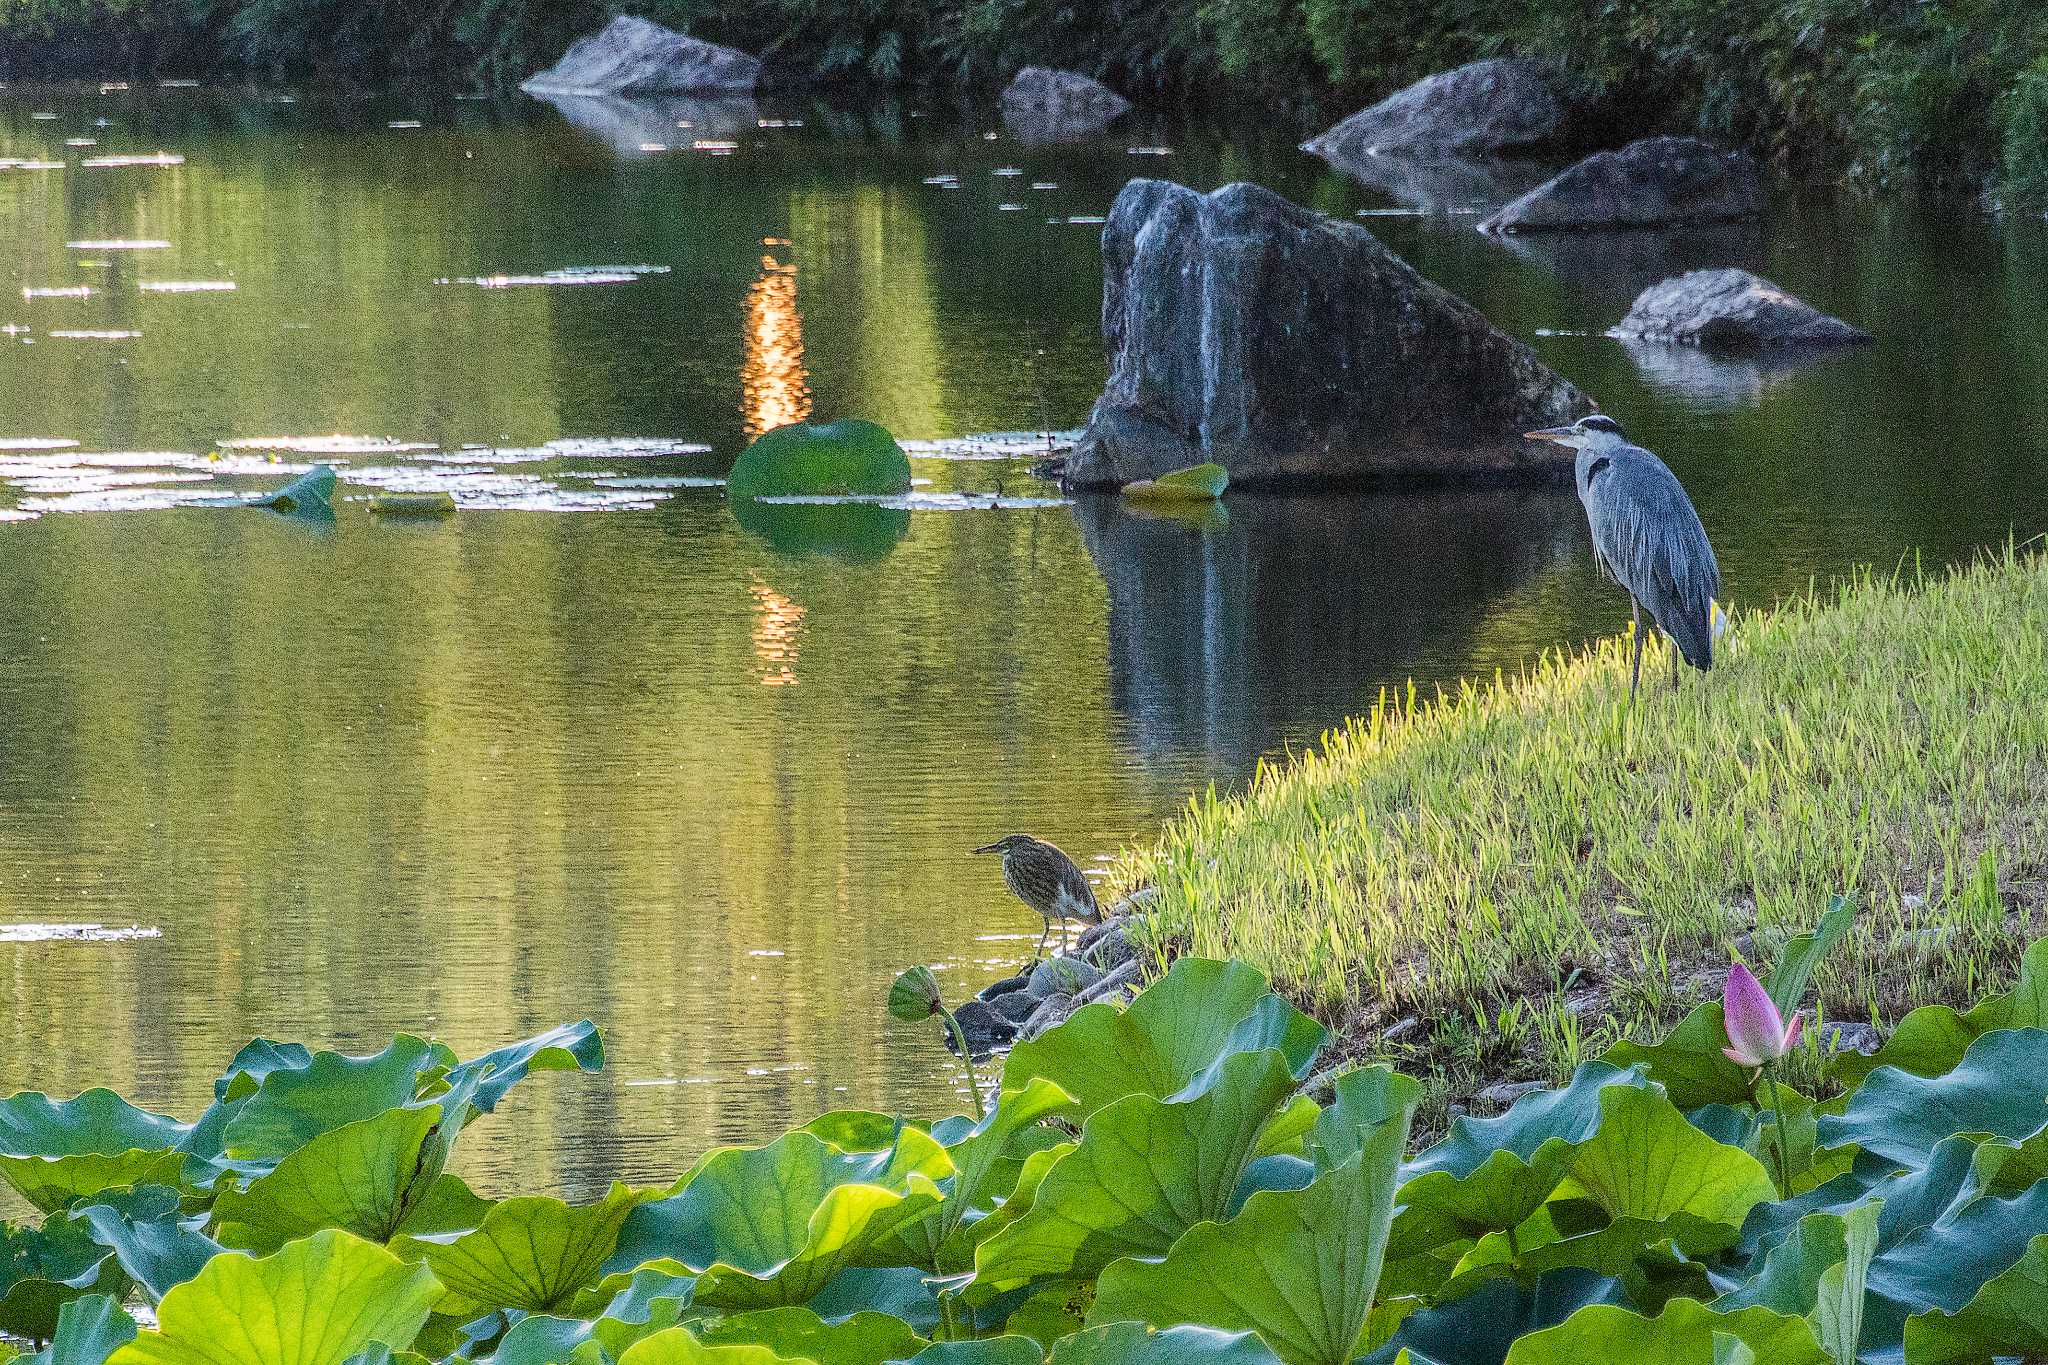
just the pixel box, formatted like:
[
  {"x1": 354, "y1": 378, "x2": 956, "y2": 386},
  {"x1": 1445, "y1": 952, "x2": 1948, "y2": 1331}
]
[
  {"x1": 1001, "y1": 66, "x2": 1131, "y2": 141},
  {"x1": 522, "y1": 15, "x2": 760, "y2": 97},
  {"x1": 1610, "y1": 268, "x2": 1873, "y2": 351},
  {"x1": 1479, "y1": 136, "x2": 1761, "y2": 234},
  {"x1": 1305, "y1": 59, "x2": 1564, "y2": 165},
  {"x1": 1062, "y1": 179, "x2": 1591, "y2": 490}
]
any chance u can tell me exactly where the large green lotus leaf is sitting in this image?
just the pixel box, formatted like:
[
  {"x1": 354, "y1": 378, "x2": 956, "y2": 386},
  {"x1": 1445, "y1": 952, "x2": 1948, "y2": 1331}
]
[
  {"x1": 76, "y1": 1187, "x2": 223, "y2": 1302},
  {"x1": 1434, "y1": 1211, "x2": 1731, "y2": 1311},
  {"x1": 566, "y1": 1257, "x2": 699, "y2": 1323},
  {"x1": 616, "y1": 1328, "x2": 812, "y2": 1364},
  {"x1": 1555, "y1": 1084, "x2": 1776, "y2": 1229},
  {"x1": 1358, "y1": 1268, "x2": 1626, "y2": 1365},
  {"x1": 434, "y1": 1022, "x2": 605, "y2": 1118},
  {"x1": 726, "y1": 419, "x2": 912, "y2": 500},
  {"x1": 1971, "y1": 1122, "x2": 2048, "y2": 1196},
  {"x1": 1903, "y1": 1231, "x2": 2048, "y2": 1364},
  {"x1": 1861, "y1": 1176, "x2": 2048, "y2": 1352},
  {"x1": 802, "y1": 1112, "x2": 911, "y2": 1153},
  {"x1": 20, "y1": 1294, "x2": 136, "y2": 1365},
  {"x1": 0, "y1": 1091, "x2": 194, "y2": 1213},
  {"x1": 396, "y1": 1182, "x2": 647, "y2": 1314},
  {"x1": 211, "y1": 1103, "x2": 446, "y2": 1253},
  {"x1": 214, "y1": 1041, "x2": 316, "y2": 1102},
  {"x1": 607, "y1": 1129, "x2": 951, "y2": 1309},
  {"x1": 897, "y1": 1340, "x2": 1043, "y2": 1365},
  {"x1": 878, "y1": 1078, "x2": 1076, "y2": 1272},
  {"x1": 1817, "y1": 1027, "x2": 2048, "y2": 1168},
  {"x1": 0, "y1": 1213, "x2": 127, "y2": 1342},
  {"x1": 694, "y1": 1307, "x2": 923, "y2": 1363},
  {"x1": 1714, "y1": 1203, "x2": 1877, "y2": 1365},
  {"x1": 1736, "y1": 1138, "x2": 1979, "y2": 1268},
  {"x1": 1500, "y1": 1301, "x2": 1828, "y2": 1365},
  {"x1": 220, "y1": 1036, "x2": 445, "y2": 1169},
  {"x1": 1000, "y1": 959, "x2": 1323, "y2": 1120},
  {"x1": 1834, "y1": 936, "x2": 2048, "y2": 1087},
  {"x1": 1394, "y1": 1063, "x2": 1651, "y2": 1251},
  {"x1": 487, "y1": 1298, "x2": 690, "y2": 1365},
  {"x1": 1047, "y1": 1324, "x2": 1285, "y2": 1363},
  {"x1": 1090, "y1": 1068, "x2": 1421, "y2": 1365},
  {"x1": 1600, "y1": 1005, "x2": 1759, "y2": 1111},
  {"x1": 103, "y1": 1229, "x2": 442, "y2": 1365},
  {"x1": 974, "y1": 1048, "x2": 1301, "y2": 1291}
]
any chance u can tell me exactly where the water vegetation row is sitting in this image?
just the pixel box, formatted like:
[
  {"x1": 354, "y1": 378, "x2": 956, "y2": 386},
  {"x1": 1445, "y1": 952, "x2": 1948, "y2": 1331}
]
[
  {"x1": 1, "y1": 0, "x2": 2044, "y2": 203},
  {"x1": 6, "y1": 936, "x2": 2048, "y2": 1363},
  {"x1": 1116, "y1": 547, "x2": 2048, "y2": 1132}
]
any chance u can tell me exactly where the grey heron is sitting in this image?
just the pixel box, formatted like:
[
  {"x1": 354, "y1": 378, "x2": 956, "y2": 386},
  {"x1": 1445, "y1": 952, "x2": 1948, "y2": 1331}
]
[{"x1": 1525, "y1": 413, "x2": 1719, "y2": 698}]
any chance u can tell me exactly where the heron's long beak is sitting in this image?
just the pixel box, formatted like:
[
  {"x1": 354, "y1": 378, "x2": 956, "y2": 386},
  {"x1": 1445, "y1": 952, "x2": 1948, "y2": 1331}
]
[
  {"x1": 971, "y1": 842, "x2": 1003, "y2": 855},
  {"x1": 1524, "y1": 426, "x2": 1578, "y2": 446}
]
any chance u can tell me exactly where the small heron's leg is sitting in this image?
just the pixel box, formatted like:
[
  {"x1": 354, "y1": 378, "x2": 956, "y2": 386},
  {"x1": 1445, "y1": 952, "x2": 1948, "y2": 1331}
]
[
  {"x1": 1035, "y1": 921, "x2": 1052, "y2": 961},
  {"x1": 1671, "y1": 629, "x2": 1681, "y2": 689},
  {"x1": 1628, "y1": 598, "x2": 1645, "y2": 701}
]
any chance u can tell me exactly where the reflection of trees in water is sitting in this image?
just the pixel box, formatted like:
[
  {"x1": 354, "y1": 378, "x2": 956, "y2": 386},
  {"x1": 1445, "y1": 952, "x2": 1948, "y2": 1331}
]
[
  {"x1": 742, "y1": 240, "x2": 811, "y2": 439},
  {"x1": 1074, "y1": 490, "x2": 1585, "y2": 776}
]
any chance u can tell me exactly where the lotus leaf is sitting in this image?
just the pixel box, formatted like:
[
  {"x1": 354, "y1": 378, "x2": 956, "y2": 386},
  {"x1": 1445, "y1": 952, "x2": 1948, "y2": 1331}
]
[
  {"x1": 726, "y1": 420, "x2": 912, "y2": 500},
  {"x1": 615, "y1": 1329, "x2": 811, "y2": 1365},
  {"x1": 1713, "y1": 1203, "x2": 1876, "y2": 1365},
  {"x1": 1499, "y1": 1300, "x2": 1829, "y2": 1365},
  {"x1": 974, "y1": 1048, "x2": 1302, "y2": 1290},
  {"x1": 897, "y1": 1341, "x2": 1043, "y2": 1365},
  {"x1": 1834, "y1": 936, "x2": 2048, "y2": 1086},
  {"x1": 75, "y1": 1188, "x2": 223, "y2": 1302},
  {"x1": 0, "y1": 1213, "x2": 126, "y2": 1342},
  {"x1": 1902, "y1": 1232, "x2": 2048, "y2": 1364},
  {"x1": 1555, "y1": 1083, "x2": 1777, "y2": 1228},
  {"x1": 0, "y1": 1091, "x2": 193, "y2": 1213},
  {"x1": 1600, "y1": 1004, "x2": 1759, "y2": 1111},
  {"x1": 1121, "y1": 463, "x2": 1228, "y2": 502},
  {"x1": 1047, "y1": 1323, "x2": 1284, "y2": 1363},
  {"x1": 1000, "y1": 958, "x2": 1323, "y2": 1119},
  {"x1": 397, "y1": 1184, "x2": 649, "y2": 1315},
  {"x1": 1358, "y1": 1268, "x2": 1626, "y2": 1365},
  {"x1": 20, "y1": 1294, "x2": 136, "y2": 1365},
  {"x1": 1089, "y1": 1068, "x2": 1421, "y2": 1365},
  {"x1": 434, "y1": 1021, "x2": 605, "y2": 1118},
  {"x1": 694, "y1": 1307, "x2": 925, "y2": 1363},
  {"x1": 211, "y1": 1104, "x2": 447, "y2": 1252},
  {"x1": 219, "y1": 1036, "x2": 445, "y2": 1170},
  {"x1": 1861, "y1": 1176, "x2": 2048, "y2": 1351},
  {"x1": 103, "y1": 1229, "x2": 441, "y2": 1365},
  {"x1": 1817, "y1": 1027, "x2": 2048, "y2": 1167},
  {"x1": 607, "y1": 1128, "x2": 951, "y2": 1309},
  {"x1": 1763, "y1": 896, "x2": 1856, "y2": 1022}
]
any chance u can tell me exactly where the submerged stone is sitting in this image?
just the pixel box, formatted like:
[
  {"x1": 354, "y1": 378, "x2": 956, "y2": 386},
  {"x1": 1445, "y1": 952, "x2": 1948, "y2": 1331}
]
[
  {"x1": 1479, "y1": 135, "x2": 1761, "y2": 233},
  {"x1": 1610, "y1": 268, "x2": 1873, "y2": 351},
  {"x1": 1000, "y1": 67, "x2": 1131, "y2": 142},
  {"x1": 1063, "y1": 179, "x2": 1589, "y2": 489},
  {"x1": 1305, "y1": 59, "x2": 1564, "y2": 163},
  {"x1": 523, "y1": 16, "x2": 760, "y2": 97},
  {"x1": 726, "y1": 419, "x2": 913, "y2": 500}
]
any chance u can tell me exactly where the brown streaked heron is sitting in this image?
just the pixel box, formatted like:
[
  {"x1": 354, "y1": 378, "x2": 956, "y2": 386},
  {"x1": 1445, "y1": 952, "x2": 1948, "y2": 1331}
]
[{"x1": 972, "y1": 834, "x2": 1100, "y2": 961}]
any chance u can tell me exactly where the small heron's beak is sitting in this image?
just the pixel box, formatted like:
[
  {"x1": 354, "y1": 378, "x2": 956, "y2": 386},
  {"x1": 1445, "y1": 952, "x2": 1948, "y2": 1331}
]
[
  {"x1": 1524, "y1": 426, "x2": 1578, "y2": 446},
  {"x1": 971, "y1": 841, "x2": 1003, "y2": 855}
]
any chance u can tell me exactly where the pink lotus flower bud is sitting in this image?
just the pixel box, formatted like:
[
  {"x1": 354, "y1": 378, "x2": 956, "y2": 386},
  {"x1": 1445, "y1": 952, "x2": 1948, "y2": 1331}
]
[{"x1": 1722, "y1": 963, "x2": 1803, "y2": 1068}]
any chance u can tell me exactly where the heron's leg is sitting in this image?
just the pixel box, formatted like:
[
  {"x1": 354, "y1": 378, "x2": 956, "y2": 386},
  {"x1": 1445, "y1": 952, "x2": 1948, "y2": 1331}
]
[
  {"x1": 1629, "y1": 598, "x2": 1645, "y2": 701},
  {"x1": 1671, "y1": 629, "x2": 1681, "y2": 689},
  {"x1": 1036, "y1": 921, "x2": 1053, "y2": 961}
]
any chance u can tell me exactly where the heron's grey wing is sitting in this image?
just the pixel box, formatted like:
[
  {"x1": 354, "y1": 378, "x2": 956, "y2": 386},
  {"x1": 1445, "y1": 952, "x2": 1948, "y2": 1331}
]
[{"x1": 1590, "y1": 450, "x2": 1720, "y2": 668}]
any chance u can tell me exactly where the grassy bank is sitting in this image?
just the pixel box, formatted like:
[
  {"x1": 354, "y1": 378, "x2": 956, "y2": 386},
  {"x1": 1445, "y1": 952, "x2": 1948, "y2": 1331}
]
[
  {"x1": 1116, "y1": 548, "x2": 2048, "y2": 1125},
  {"x1": 2, "y1": 1, "x2": 2044, "y2": 202}
]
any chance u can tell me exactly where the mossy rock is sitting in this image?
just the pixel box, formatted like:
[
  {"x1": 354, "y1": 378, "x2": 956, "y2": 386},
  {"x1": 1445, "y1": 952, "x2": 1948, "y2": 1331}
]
[
  {"x1": 1122, "y1": 462, "x2": 1228, "y2": 502},
  {"x1": 726, "y1": 419, "x2": 912, "y2": 500}
]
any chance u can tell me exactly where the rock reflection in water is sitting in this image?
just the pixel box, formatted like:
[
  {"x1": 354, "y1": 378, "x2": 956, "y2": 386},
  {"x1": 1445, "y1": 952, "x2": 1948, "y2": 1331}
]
[
  {"x1": 532, "y1": 92, "x2": 763, "y2": 156},
  {"x1": 1490, "y1": 220, "x2": 1765, "y2": 303},
  {"x1": 1075, "y1": 490, "x2": 1584, "y2": 773},
  {"x1": 1613, "y1": 338, "x2": 1863, "y2": 410},
  {"x1": 1322, "y1": 151, "x2": 1550, "y2": 216}
]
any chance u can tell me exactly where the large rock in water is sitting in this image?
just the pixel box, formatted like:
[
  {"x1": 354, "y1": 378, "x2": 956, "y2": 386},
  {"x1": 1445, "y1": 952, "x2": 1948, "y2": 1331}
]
[
  {"x1": 1001, "y1": 67, "x2": 1131, "y2": 141},
  {"x1": 1480, "y1": 136, "x2": 1760, "y2": 233},
  {"x1": 1611, "y1": 268, "x2": 1872, "y2": 350},
  {"x1": 1063, "y1": 180, "x2": 1590, "y2": 489},
  {"x1": 1305, "y1": 59, "x2": 1564, "y2": 164},
  {"x1": 522, "y1": 15, "x2": 760, "y2": 96}
]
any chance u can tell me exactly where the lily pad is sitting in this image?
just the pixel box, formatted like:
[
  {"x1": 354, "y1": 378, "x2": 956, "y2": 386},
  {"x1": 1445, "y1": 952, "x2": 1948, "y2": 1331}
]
[
  {"x1": 1121, "y1": 463, "x2": 1227, "y2": 502},
  {"x1": 726, "y1": 420, "x2": 911, "y2": 500}
]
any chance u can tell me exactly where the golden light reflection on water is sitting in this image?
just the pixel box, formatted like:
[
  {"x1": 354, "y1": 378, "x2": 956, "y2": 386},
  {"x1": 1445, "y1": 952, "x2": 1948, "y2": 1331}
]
[
  {"x1": 742, "y1": 239, "x2": 810, "y2": 439},
  {"x1": 750, "y1": 576, "x2": 805, "y2": 686}
]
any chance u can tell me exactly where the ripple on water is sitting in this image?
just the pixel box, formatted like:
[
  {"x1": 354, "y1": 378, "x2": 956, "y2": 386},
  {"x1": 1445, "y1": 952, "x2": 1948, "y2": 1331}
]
[
  {"x1": 221, "y1": 435, "x2": 437, "y2": 455},
  {"x1": 435, "y1": 265, "x2": 672, "y2": 289},
  {"x1": 140, "y1": 281, "x2": 237, "y2": 294},
  {"x1": 22, "y1": 286, "x2": 93, "y2": 299},
  {"x1": 587, "y1": 475, "x2": 726, "y2": 489},
  {"x1": 901, "y1": 431, "x2": 1077, "y2": 460},
  {"x1": 758, "y1": 491, "x2": 1070, "y2": 512},
  {"x1": 4, "y1": 470, "x2": 214, "y2": 495},
  {"x1": 65, "y1": 239, "x2": 172, "y2": 250},
  {"x1": 0, "y1": 923, "x2": 163, "y2": 943},
  {"x1": 0, "y1": 438, "x2": 80, "y2": 451},
  {"x1": 80, "y1": 153, "x2": 185, "y2": 168}
]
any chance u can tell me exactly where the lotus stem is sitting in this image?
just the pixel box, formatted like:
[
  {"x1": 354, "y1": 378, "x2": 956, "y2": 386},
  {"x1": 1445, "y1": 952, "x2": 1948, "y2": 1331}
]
[
  {"x1": 1761, "y1": 1068, "x2": 1793, "y2": 1200},
  {"x1": 938, "y1": 1007, "x2": 986, "y2": 1119}
]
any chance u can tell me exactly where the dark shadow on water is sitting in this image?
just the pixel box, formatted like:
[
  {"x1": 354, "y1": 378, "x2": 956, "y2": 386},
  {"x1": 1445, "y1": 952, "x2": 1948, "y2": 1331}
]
[{"x1": 1074, "y1": 488, "x2": 1585, "y2": 776}]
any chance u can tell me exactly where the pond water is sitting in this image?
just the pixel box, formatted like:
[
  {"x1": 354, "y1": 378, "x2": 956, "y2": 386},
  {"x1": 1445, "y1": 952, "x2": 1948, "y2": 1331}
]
[{"x1": 2, "y1": 84, "x2": 2046, "y2": 1199}]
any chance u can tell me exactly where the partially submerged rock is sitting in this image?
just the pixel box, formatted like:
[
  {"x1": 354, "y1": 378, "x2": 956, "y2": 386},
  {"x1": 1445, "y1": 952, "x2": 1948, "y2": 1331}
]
[
  {"x1": 1064, "y1": 179, "x2": 1590, "y2": 489},
  {"x1": 522, "y1": 15, "x2": 760, "y2": 97},
  {"x1": 1610, "y1": 267, "x2": 1873, "y2": 351},
  {"x1": 1305, "y1": 59, "x2": 1563, "y2": 164},
  {"x1": 1480, "y1": 136, "x2": 1761, "y2": 234},
  {"x1": 1000, "y1": 67, "x2": 1130, "y2": 142}
]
